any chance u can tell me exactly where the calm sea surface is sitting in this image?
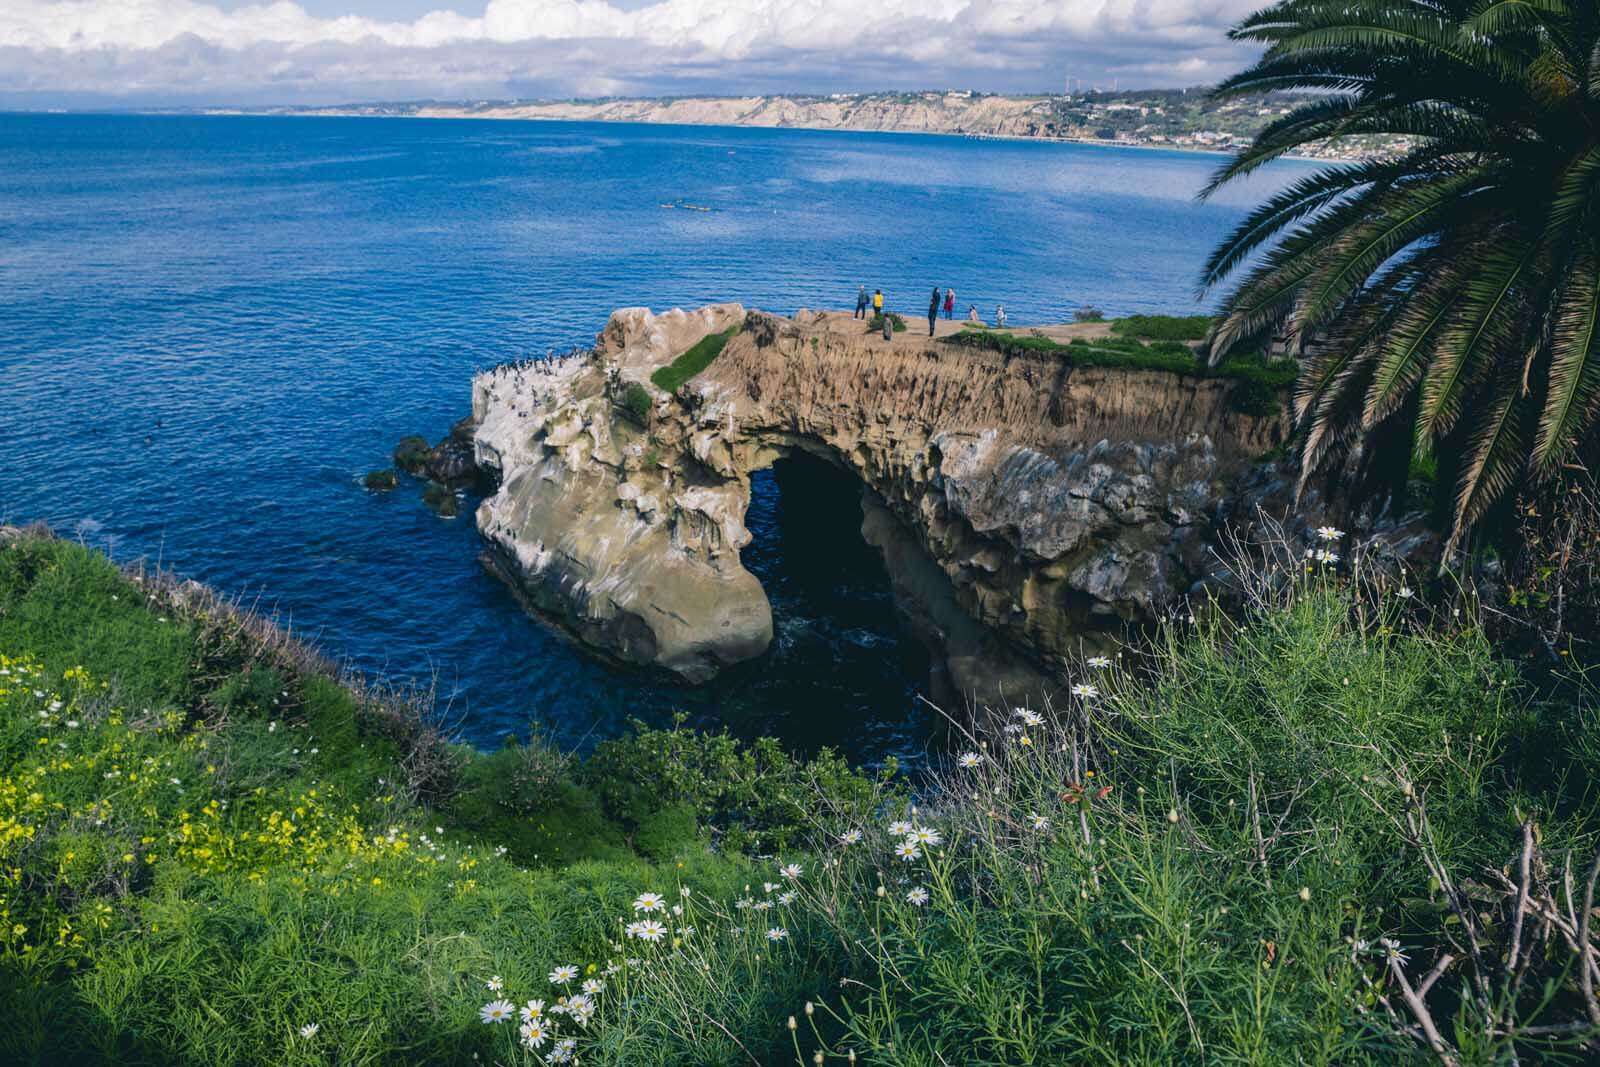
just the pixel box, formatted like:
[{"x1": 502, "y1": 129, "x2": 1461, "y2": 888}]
[{"x1": 0, "y1": 113, "x2": 1314, "y2": 762}]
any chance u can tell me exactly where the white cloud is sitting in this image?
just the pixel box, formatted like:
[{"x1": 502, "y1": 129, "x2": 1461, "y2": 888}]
[{"x1": 0, "y1": 0, "x2": 1264, "y2": 103}]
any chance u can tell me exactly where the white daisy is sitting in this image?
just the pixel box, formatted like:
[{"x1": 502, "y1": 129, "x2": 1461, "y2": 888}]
[
  {"x1": 1086, "y1": 655, "x2": 1111, "y2": 669},
  {"x1": 1015, "y1": 709, "x2": 1044, "y2": 727},
  {"x1": 778, "y1": 891, "x2": 796, "y2": 905},
  {"x1": 1031, "y1": 814, "x2": 1051, "y2": 831},
  {"x1": 957, "y1": 751, "x2": 982, "y2": 768},
  {"x1": 887, "y1": 820, "x2": 913, "y2": 836},
  {"x1": 519, "y1": 1019, "x2": 549, "y2": 1048},
  {"x1": 907, "y1": 826, "x2": 943, "y2": 847},
  {"x1": 1396, "y1": 585, "x2": 1414, "y2": 599},
  {"x1": 480, "y1": 999, "x2": 516, "y2": 1024},
  {"x1": 779, "y1": 863, "x2": 803, "y2": 880},
  {"x1": 485, "y1": 975, "x2": 504, "y2": 992},
  {"x1": 893, "y1": 841, "x2": 922, "y2": 862},
  {"x1": 581, "y1": 978, "x2": 604, "y2": 995},
  {"x1": 520, "y1": 999, "x2": 546, "y2": 1023},
  {"x1": 1071, "y1": 683, "x2": 1100, "y2": 700},
  {"x1": 548, "y1": 965, "x2": 579, "y2": 985},
  {"x1": 632, "y1": 919, "x2": 667, "y2": 942},
  {"x1": 1315, "y1": 526, "x2": 1344, "y2": 542},
  {"x1": 766, "y1": 927, "x2": 789, "y2": 942},
  {"x1": 838, "y1": 829, "x2": 863, "y2": 846},
  {"x1": 906, "y1": 886, "x2": 930, "y2": 906},
  {"x1": 298, "y1": 1023, "x2": 320, "y2": 1039},
  {"x1": 632, "y1": 891, "x2": 665, "y2": 913}
]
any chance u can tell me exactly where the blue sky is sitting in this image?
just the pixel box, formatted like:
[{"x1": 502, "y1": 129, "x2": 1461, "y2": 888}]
[{"x1": 0, "y1": 1, "x2": 1265, "y2": 107}]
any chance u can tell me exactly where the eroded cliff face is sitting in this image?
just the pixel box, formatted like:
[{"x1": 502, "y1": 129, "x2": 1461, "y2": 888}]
[{"x1": 472, "y1": 306, "x2": 1287, "y2": 696}]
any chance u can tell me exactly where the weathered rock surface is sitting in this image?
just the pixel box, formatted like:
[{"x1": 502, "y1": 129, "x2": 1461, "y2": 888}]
[{"x1": 472, "y1": 306, "x2": 1289, "y2": 695}]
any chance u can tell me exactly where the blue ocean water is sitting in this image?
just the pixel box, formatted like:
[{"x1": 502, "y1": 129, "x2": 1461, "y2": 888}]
[{"x1": 0, "y1": 113, "x2": 1314, "y2": 762}]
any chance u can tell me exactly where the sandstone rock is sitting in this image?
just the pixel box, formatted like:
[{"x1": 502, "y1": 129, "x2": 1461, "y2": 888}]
[{"x1": 471, "y1": 306, "x2": 1293, "y2": 697}]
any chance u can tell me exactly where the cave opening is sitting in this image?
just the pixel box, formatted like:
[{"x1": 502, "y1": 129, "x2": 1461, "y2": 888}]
[{"x1": 712, "y1": 449, "x2": 933, "y2": 763}]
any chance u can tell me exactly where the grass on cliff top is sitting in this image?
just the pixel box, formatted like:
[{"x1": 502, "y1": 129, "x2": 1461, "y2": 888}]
[
  {"x1": 649, "y1": 326, "x2": 737, "y2": 393},
  {"x1": 1109, "y1": 313, "x2": 1214, "y2": 341},
  {"x1": 7, "y1": 529, "x2": 1600, "y2": 1064},
  {"x1": 945, "y1": 325, "x2": 1297, "y2": 413}
]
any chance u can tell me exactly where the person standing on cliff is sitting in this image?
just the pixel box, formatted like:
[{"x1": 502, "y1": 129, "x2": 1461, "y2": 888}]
[
  {"x1": 944, "y1": 287, "x2": 955, "y2": 320},
  {"x1": 996, "y1": 304, "x2": 1007, "y2": 329},
  {"x1": 855, "y1": 285, "x2": 869, "y2": 319},
  {"x1": 928, "y1": 287, "x2": 941, "y2": 336},
  {"x1": 872, "y1": 288, "x2": 883, "y2": 318}
]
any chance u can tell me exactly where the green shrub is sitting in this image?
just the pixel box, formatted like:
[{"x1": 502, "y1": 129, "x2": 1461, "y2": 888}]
[
  {"x1": 650, "y1": 327, "x2": 737, "y2": 393},
  {"x1": 1110, "y1": 313, "x2": 1214, "y2": 341},
  {"x1": 1073, "y1": 305, "x2": 1106, "y2": 322},
  {"x1": 866, "y1": 312, "x2": 908, "y2": 334},
  {"x1": 620, "y1": 381, "x2": 653, "y2": 420}
]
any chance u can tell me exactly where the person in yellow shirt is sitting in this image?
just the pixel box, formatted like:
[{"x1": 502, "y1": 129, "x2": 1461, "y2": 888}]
[{"x1": 872, "y1": 289, "x2": 883, "y2": 314}]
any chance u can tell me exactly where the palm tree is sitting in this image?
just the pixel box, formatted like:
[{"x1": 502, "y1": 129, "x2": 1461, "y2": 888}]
[{"x1": 1202, "y1": 0, "x2": 1600, "y2": 553}]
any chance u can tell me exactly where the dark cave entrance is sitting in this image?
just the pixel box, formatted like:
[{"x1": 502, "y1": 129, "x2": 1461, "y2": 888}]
[{"x1": 713, "y1": 450, "x2": 933, "y2": 763}]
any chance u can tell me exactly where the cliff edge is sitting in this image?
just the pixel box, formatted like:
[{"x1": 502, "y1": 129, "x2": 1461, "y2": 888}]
[{"x1": 472, "y1": 306, "x2": 1288, "y2": 697}]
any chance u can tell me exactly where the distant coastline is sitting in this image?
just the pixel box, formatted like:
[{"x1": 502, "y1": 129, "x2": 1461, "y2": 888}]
[{"x1": 191, "y1": 89, "x2": 1404, "y2": 164}]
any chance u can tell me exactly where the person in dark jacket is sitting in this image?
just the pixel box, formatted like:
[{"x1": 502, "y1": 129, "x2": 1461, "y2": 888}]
[
  {"x1": 928, "y1": 287, "x2": 941, "y2": 336},
  {"x1": 855, "y1": 285, "x2": 869, "y2": 319}
]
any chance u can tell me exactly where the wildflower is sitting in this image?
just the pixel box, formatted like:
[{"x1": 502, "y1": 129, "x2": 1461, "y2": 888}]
[
  {"x1": 1015, "y1": 708, "x2": 1044, "y2": 727},
  {"x1": 1071, "y1": 683, "x2": 1100, "y2": 700},
  {"x1": 779, "y1": 862, "x2": 803, "y2": 880},
  {"x1": 519, "y1": 1019, "x2": 549, "y2": 1049},
  {"x1": 485, "y1": 975, "x2": 504, "y2": 992},
  {"x1": 631, "y1": 919, "x2": 667, "y2": 942},
  {"x1": 581, "y1": 978, "x2": 604, "y2": 995},
  {"x1": 1315, "y1": 526, "x2": 1344, "y2": 542},
  {"x1": 838, "y1": 829, "x2": 863, "y2": 846},
  {"x1": 907, "y1": 826, "x2": 943, "y2": 847},
  {"x1": 548, "y1": 965, "x2": 579, "y2": 985},
  {"x1": 887, "y1": 820, "x2": 913, "y2": 836},
  {"x1": 1297, "y1": 886, "x2": 1311, "y2": 902},
  {"x1": 1086, "y1": 655, "x2": 1111, "y2": 669},
  {"x1": 1396, "y1": 585, "x2": 1414, "y2": 599},
  {"x1": 1030, "y1": 814, "x2": 1050, "y2": 831},
  {"x1": 1313, "y1": 548, "x2": 1339, "y2": 564},
  {"x1": 632, "y1": 891, "x2": 665, "y2": 913},
  {"x1": 906, "y1": 886, "x2": 930, "y2": 906},
  {"x1": 779, "y1": 891, "x2": 796, "y2": 905},
  {"x1": 480, "y1": 999, "x2": 516, "y2": 1024},
  {"x1": 1380, "y1": 937, "x2": 1410, "y2": 964},
  {"x1": 547, "y1": 1037, "x2": 578, "y2": 1063},
  {"x1": 520, "y1": 999, "x2": 546, "y2": 1022},
  {"x1": 766, "y1": 927, "x2": 789, "y2": 942},
  {"x1": 957, "y1": 751, "x2": 982, "y2": 768},
  {"x1": 893, "y1": 841, "x2": 922, "y2": 862},
  {"x1": 298, "y1": 1023, "x2": 320, "y2": 1039},
  {"x1": 764, "y1": 882, "x2": 779, "y2": 893}
]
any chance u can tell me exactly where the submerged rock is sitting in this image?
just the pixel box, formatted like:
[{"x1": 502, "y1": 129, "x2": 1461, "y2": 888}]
[
  {"x1": 470, "y1": 305, "x2": 1292, "y2": 699},
  {"x1": 363, "y1": 469, "x2": 400, "y2": 491}
]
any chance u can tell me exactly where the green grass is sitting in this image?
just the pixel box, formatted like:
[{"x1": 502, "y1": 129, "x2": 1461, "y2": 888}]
[
  {"x1": 5, "y1": 530, "x2": 1599, "y2": 1064},
  {"x1": 620, "y1": 381, "x2": 653, "y2": 420},
  {"x1": 649, "y1": 327, "x2": 737, "y2": 393},
  {"x1": 945, "y1": 327, "x2": 1297, "y2": 412},
  {"x1": 1110, "y1": 313, "x2": 1214, "y2": 341}
]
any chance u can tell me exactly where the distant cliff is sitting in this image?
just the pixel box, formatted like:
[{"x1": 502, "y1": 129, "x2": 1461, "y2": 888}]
[
  {"x1": 469, "y1": 305, "x2": 1291, "y2": 704},
  {"x1": 416, "y1": 93, "x2": 1068, "y2": 139}
]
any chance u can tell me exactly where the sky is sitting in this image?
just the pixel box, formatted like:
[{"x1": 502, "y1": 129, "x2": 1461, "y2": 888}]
[{"x1": 0, "y1": 1, "x2": 1266, "y2": 108}]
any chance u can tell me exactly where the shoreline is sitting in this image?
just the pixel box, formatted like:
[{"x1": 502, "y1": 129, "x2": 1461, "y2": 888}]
[{"x1": 179, "y1": 106, "x2": 1331, "y2": 164}]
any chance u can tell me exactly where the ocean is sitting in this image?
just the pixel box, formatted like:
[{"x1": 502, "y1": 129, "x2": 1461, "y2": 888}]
[{"x1": 0, "y1": 112, "x2": 1315, "y2": 763}]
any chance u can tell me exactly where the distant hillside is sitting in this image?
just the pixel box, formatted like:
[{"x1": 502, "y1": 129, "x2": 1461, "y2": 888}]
[{"x1": 250, "y1": 89, "x2": 1410, "y2": 161}]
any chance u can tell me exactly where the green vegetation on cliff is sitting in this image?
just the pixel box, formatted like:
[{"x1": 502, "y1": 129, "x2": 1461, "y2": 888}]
[
  {"x1": 4, "y1": 528, "x2": 1599, "y2": 1064},
  {"x1": 650, "y1": 327, "x2": 737, "y2": 393},
  {"x1": 1110, "y1": 313, "x2": 1213, "y2": 342}
]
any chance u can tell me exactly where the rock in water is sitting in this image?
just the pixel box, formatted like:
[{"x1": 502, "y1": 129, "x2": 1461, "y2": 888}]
[{"x1": 471, "y1": 304, "x2": 1290, "y2": 696}]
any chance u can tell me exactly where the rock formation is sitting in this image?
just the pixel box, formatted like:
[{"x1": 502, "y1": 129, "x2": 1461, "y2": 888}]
[{"x1": 471, "y1": 305, "x2": 1289, "y2": 698}]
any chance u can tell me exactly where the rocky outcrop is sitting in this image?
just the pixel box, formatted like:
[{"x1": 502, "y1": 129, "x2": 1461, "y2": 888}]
[{"x1": 472, "y1": 306, "x2": 1289, "y2": 696}]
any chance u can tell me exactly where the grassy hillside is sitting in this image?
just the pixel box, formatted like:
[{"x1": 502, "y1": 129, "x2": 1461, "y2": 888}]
[{"x1": 3, "y1": 527, "x2": 1598, "y2": 1064}]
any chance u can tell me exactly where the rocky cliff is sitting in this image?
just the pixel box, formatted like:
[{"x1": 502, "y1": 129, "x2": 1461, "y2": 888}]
[{"x1": 471, "y1": 306, "x2": 1288, "y2": 699}]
